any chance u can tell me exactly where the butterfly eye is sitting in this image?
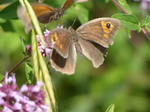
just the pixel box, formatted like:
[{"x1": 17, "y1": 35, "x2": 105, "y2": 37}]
[{"x1": 106, "y1": 23, "x2": 111, "y2": 29}]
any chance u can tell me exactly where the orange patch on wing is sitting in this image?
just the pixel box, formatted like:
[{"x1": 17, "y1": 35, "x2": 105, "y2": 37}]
[
  {"x1": 59, "y1": 44, "x2": 63, "y2": 49},
  {"x1": 51, "y1": 32, "x2": 63, "y2": 49},
  {"x1": 51, "y1": 32, "x2": 58, "y2": 42},
  {"x1": 103, "y1": 34, "x2": 109, "y2": 38}
]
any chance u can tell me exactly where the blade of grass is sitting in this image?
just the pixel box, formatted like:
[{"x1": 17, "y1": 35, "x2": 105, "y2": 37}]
[
  {"x1": 38, "y1": 51, "x2": 57, "y2": 112},
  {"x1": 20, "y1": 0, "x2": 46, "y2": 47},
  {"x1": 18, "y1": 0, "x2": 57, "y2": 112}
]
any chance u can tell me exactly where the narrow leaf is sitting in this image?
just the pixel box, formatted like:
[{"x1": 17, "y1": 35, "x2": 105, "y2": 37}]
[
  {"x1": 25, "y1": 63, "x2": 34, "y2": 84},
  {"x1": 145, "y1": 26, "x2": 150, "y2": 32},
  {"x1": 20, "y1": 36, "x2": 28, "y2": 53},
  {"x1": 105, "y1": 104, "x2": 115, "y2": 112},
  {"x1": 141, "y1": 18, "x2": 150, "y2": 27}
]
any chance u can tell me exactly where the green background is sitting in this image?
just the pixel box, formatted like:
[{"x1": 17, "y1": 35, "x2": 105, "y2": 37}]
[{"x1": 0, "y1": 0, "x2": 150, "y2": 112}]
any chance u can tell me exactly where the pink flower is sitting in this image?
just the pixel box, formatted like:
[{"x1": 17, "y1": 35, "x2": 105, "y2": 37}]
[
  {"x1": 36, "y1": 29, "x2": 53, "y2": 57},
  {"x1": 140, "y1": 0, "x2": 150, "y2": 10},
  {"x1": 0, "y1": 73, "x2": 49, "y2": 112}
]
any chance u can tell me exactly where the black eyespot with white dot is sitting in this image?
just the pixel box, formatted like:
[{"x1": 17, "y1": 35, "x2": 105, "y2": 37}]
[{"x1": 106, "y1": 23, "x2": 111, "y2": 29}]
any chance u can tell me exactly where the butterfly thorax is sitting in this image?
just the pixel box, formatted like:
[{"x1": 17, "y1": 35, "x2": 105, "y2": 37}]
[
  {"x1": 68, "y1": 27, "x2": 79, "y2": 42},
  {"x1": 68, "y1": 27, "x2": 83, "y2": 55},
  {"x1": 54, "y1": 8, "x2": 64, "y2": 20}
]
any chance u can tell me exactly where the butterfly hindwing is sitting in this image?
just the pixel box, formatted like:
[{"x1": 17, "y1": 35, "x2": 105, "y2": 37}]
[
  {"x1": 50, "y1": 41, "x2": 76, "y2": 75},
  {"x1": 78, "y1": 38, "x2": 106, "y2": 68}
]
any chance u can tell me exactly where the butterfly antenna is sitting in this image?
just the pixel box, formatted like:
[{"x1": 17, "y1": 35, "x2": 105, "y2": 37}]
[
  {"x1": 57, "y1": 15, "x2": 64, "y2": 27},
  {"x1": 44, "y1": 24, "x2": 48, "y2": 30},
  {"x1": 71, "y1": 15, "x2": 77, "y2": 27}
]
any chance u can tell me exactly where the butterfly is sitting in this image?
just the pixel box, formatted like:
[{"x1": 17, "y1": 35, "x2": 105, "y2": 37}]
[
  {"x1": 47, "y1": 18, "x2": 120, "y2": 74},
  {"x1": 17, "y1": 0, "x2": 75, "y2": 33}
]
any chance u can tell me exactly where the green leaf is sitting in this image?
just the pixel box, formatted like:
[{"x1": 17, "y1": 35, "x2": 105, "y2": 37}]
[
  {"x1": 127, "y1": 28, "x2": 131, "y2": 38},
  {"x1": 112, "y1": 13, "x2": 139, "y2": 30},
  {"x1": 117, "y1": 0, "x2": 132, "y2": 14},
  {"x1": 0, "y1": 1, "x2": 20, "y2": 19},
  {"x1": 25, "y1": 63, "x2": 34, "y2": 84},
  {"x1": 105, "y1": 104, "x2": 115, "y2": 112},
  {"x1": 141, "y1": 18, "x2": 150, "y2": 27},
  {"x1": 137, "y1": 26, "x2": 142, "y2": 33},
  {"x1": 74, "y1": 4, "x2": 89, "y2": 24},
  {"x1": 0, "y1": 20, "x2": 15, "y2": 32},
  {"x1": 145, "y1": 26, "x2": 150, "y2": 32},
  {"x1": 20, "y1": 36, "x2": 28, "y2": 53}
]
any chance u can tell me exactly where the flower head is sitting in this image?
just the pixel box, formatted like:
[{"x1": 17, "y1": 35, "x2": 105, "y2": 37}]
[
  {"x1": 134, "y1": 0, "x2": 150, "y2": 15},
  {"x1": 0, "y1": 73, "x2": 49, "y2": 112},
  {"x1": 140, "y1": 0, "x2": 150, "y2": 10},
  {"x1": 35, "y1": 26, "x2": 63, "y2": 59},
  {"x1": 26, "y1": 44, "x2": 32, "y2": 55},
  {"x1": 36, "y1": 29, "x2": 53, "y2": 58}
]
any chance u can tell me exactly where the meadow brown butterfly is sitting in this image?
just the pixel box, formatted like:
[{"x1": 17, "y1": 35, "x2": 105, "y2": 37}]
[
  {"x1": 17, "y1": 0, "x2": 75, "y2": 33},
  {"x1": 47, "y1": 18, "x2": 120, "y2": 74}
]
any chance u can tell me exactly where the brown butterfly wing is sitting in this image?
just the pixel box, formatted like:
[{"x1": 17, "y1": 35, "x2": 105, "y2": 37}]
[
  {"x1": 47, "y1": 28, "x2": 72, "y2": 58},
  {"x1": 17, "y1": 5, "x2": 32, "y2": 33},
  {"x1": 50, "y1": 42, "x2": 76, "y2": 75},
  {"x1": 61, "y1": 0, "x2": 75, "y2": 11},
  {"x1": 78, "y1": 38, "x2": 107, "y2": 68},
  {"x1": 76, "y1": 18, "x2": 120, "y2": 48},
  {"x1": 33, "y1": 0, "x2": 75, "y2": 23},
  {"x1": 17, "y1": 3, "x2": 61, "y2": 33},
  {"x1": 31, "y1": 3, "x2": 57, "y2": 23}
]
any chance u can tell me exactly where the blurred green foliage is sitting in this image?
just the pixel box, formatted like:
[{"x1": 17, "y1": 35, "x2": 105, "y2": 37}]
[{"x1": 0, "y1": 0, "x2": 150, "y2": 112}]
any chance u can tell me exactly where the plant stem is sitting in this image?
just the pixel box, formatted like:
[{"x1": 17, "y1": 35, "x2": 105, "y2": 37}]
[
  {"x1": 0, "y1": 55, "x2": 31, "y2": 83},
  {"x1": 141, "y1": 28, "x2": 150, "y2": 40},
  {"x1": 111, "y1": 0, "x2": 128, "y2": 14},
  {"x1": 8, "y1": 55, "x2": 31, "y2": 75}
]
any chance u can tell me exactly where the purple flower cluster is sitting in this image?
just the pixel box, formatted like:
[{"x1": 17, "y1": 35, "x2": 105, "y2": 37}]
[
  {"x1": 36, "y1": 29, "x2": 53, "y2": 58},
  {"x1": 140, "y1": 0, "x2": 150, "y2": 10},
  {"x1": 26, "y1": 44, "x2": 32, "y2": 55},
  {"x1": 0, "y1": 73, "x2": 49, "y2": 112},
  {"x1": 25, "y1": 29, "x2": 53, "y2": 58},
  {"x1": 134, "y1": 0, "x2": 150, "y2": 12}
]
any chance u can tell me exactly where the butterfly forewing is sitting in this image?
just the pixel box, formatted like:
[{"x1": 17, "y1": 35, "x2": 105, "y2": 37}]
[
  {"x1": 76, "y1": 18, "x2": 120, "y2": 48},
  {"x1": 31, "y1": 3, "x2": 56, "y2": 23},
  {"x1": 31, "y1": 3, "x2": 55, "y2": 16},
  {"x1": 47, "y1": 28, "x2": 72, "y2": 58},
  {"x1": 61, "y1": 0, "x2": 75, "y2": 11}
]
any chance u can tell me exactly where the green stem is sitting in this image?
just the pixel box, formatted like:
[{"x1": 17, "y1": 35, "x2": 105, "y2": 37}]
[{"x1": 0, "y1": 55, "x2": 31, "y2": 83}]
